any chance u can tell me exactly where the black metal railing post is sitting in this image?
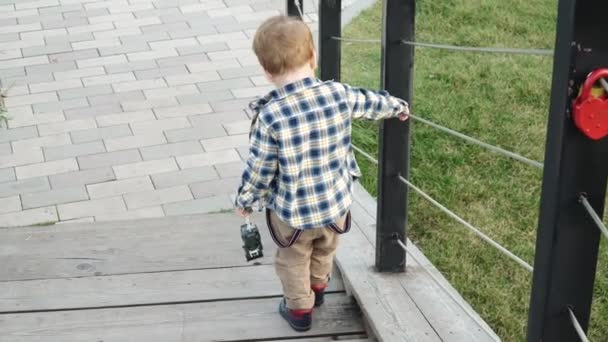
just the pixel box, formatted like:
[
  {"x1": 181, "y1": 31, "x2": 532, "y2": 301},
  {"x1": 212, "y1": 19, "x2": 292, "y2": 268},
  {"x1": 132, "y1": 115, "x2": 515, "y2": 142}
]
[
  {"x1": 319, "y1": 0, "x2": 341, "y2": 81},
  {"x1": 286, "y1": 0, "x2": 302, "y2": 19},
  {"x1": 527, "y1": 0, "x2": 608, "y2": 340},
  {"x1": 376, "y1": 0, "x2": 415, "y2": 272}
]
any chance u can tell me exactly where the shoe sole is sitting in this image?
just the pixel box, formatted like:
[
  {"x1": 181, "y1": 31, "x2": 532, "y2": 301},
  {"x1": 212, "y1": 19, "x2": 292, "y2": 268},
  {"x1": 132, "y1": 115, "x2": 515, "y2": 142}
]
[{"x1": 280, "y1": 307, "x2": 312, "y2": 332}]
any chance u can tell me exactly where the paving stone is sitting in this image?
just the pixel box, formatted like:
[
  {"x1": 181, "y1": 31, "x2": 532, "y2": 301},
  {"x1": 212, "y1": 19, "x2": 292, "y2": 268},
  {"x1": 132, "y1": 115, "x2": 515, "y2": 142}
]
[
  {"x1": 177, "y1": 90, "x2": 234, "y2": 105},
  {"x1": 22, "y1": 42, "x2": 73, "y2": 57},
  {"x1": 2, "y1": 9, "x2": 38, "y2": 20},
  {"x1": 82, "y1": 72, "x2": 136, "y2": 86},
  {"x1": 215, "y1": 20, "x2": 260, "y2": 34},
  {"x1": 49, "y1": 167, "x2": 116, "y2": 189},
  {"x1": 12, "y1": 134, "x2": 71, "y2": 153},
  {"x1": 0, "y1": 143, "x2": 11, "y2": 156},
  {"x1": 64, "y1": 104, "x2": 123, "y2": 120},
  {"x1": 58, "y1": 196, "x2": 127, "y2": 221},
  {"x1": 72, "y1": 38, "x2": 121, "y2": 51},
  {"x1": 0, "y1": 195, "x2": 21, "y2": 214},
  {"x1": 0, "y1": 206, "x2": 58, "y2": 227},
  {"x1": 1, "y1": 22, "x2": 42, "y2": 34},
  {"x1": 98, "y1": 41, "x2": 150, "y2": 56},
  {"x1": 0, "y1": 67, "x2": 25, "y2": 80},
  {"x1": 186, "y1": 58, "x2": 240, "y2": 73},
  {"x1": 48, "y1": 49, "x2": 99, "y2": 63},
  {"x1": 151, "y1": 165, "x2": 217, "y2": 189},
  {"x1": 250, "y1": 75, "x2": 271, "y2": 86},
  {"x1": 105, "y1": 133, "x2": 167, "y2": 152},
  {"x1": 38, "y1": 119, "x2": 97, "y2": 136},
  {"x1": 96, "y1": 206, "x2": 164, "y2": 221},
  {"x1": 77, "y1": 55, "x2": 128, "y2": 68},
  {"x1": 179, "y1": 1, "x2": 226, "y2": 14},
  {"x1": 24, "y1": 61, "x2": 76, "y2": 76},
  {"x1": 140, "y1": 22, "x2": 189, "y2": 34},
  {"x1": 120, "y1": 31, "x2": 170, "y2": 45},
  {"x1": 165, "y1": 71, "x2": 221, "y2": 86},
  {"x1": 0, "y1": 149, "x2": 44, "y2": 169},
  {"x1": 196, "y1": 77, "x2": 253, "y2": 92},
  {"x1": 135, "y1": 7, "x2": 181, "y2": 18},
  {"x1": 124, "y1": 185, "x2": 193, "y2": 209},
  {"x1": 209, "y1": 98, "x2": 255, "y2": 112},
  {"x1": 140, "y1": 141, "x2": 204, "y2": 161},
  {"x1": 226, "y1": 39, "x2": 253, "y2": 49},
  {"x1": 44, "y1": 141, "x2": 105, "y2": 161},
  {"x1": 88, "y1": 90, "x2": 146, "y2": 106},
  {"x1": 46, "y1": 32, "x2": 95, "y2": 45},
  {"x1": 21, "y1": 186, "x2": 88, "y2": 209},
  {"x1": 88, "y1": 12, "x2": 134, "y2": 24},
  {"x1": 0, "y1": 38, "x2": 45, "y2": 52},
  {"x1": 78, "y1": 149, "x2": 142, "y2": 170},
  {"x1": 0, "y1": 49, "x2": 23, "y2": 61},
  {"x1": 8, "y1": 110, "x2": 65, "y2": 129},
  {"x1": 121, "y1": 97, "x2": 179, "y2": 111},
  {"x1": 130, "y1": 117, "x2": 190, "y2": 135},
  {"x1": 176, "y1": 149, "x2": 241, "y2": 169},
  {"x1": 214, "y1": 161, "x2": 245, "y2": 178},
  {"x1": 16, "y1": 158, "x2": 79, "y2": 180},
  {"x1": 164, "y1": 124, "x2": 226, "y2": 143},
  {"x1": 108, "y1": 3, "x2": 155, "y2": 14},
  {"x1": 96, "y1": 109, "x2": 155, "y2": 127},
  {"x1": 94, "y1": 27, "x2": 142, "y2": 40},
  {"x1": 29, "y1": 78, "x2": 83, "y2": 93},
  {"x1": 113, "y1": 158, "x2": 179, "y2": 179},
  {"x1": 168, "y1": 27, "x2": 217, "y2": 39},
  {"x1": 236, "y1": 146, "x2": 249, "y2": 161},
  {"x1": 87, "y1": 175, "x2": 153, "y2": 199},
  {"x1": 189, "y1": 177, "x2": 240, "y2": 199},
  {"x1": 105, "y1": 60, "x2": 157, "y2": 74},
  {"x1": 223, "y1": 119, "x2": 251, "y2": 135},
  {"x1": 163, "y1": 195, "x2": 232, "y2": 216},
  {"x1": 189, "y1": 110, "x2": 249, "y2": 127},
  {"x1": 0, "y1": 126, "x2": 38, "y2": 144},
  {"x1": 134, "y1": 66, "x2": 189, "y2": 80},
  {"x1": 0, "y1": 177, "x2": 50, "y2": 197},
  {"x1": 4, "y1": 73, "x2": 54, "y2": 87},
  {"x1": 56, "y1": 217, "x2": 96, "y2": 224},
  {"x1": 54, "y1": 66, "x2": 106, "y2": 81},
  {"x1": 207, "y1": 5, "x2": 253, "y2": 17},
  {"x1": 71, "y1": 125, "x2": 132, "y2": 144},
  {"x1": 149, "y1": 37, "x2": 198, "y2": 50},
  {"x1": 0, "y1": 168, "x2": 16, "y2": 183},
  {"x1": 4, "y1": 91, "x2": 57, "y2": 107},
  {"x1": 62, "y1": 8, "x2": 110, "y2": 19},
  {"x1": 67, "y1": 22, "x2": 114, "y2": 35},
  {"x1": 143, "y1": 84, "x2": 198, "y2": 99},
  {"x1": 153, "y1": 103, "x2": 212, "y2": 118},
  {"x1": 154, "y1": 0, "x2": 199, "y2": 9},
  {"x1": 16, "y1": 0, "x2": 60, "y2": 10},
  {"x1": 58, "y1": 84, "x2": 113, "y2": 100},
  {"x1": 33, "y1": 98, "x2": 89, "y2": 113},
  {"x1": 201, "y1": 134, "x2": 249, "y2": 152},
  {"x1": 156, "y1": 54, "x2": 209, "y2": 68},
  {"x1": 232, "y1": 85, "x2": 274, "y2": 99},
  {"x1": 112, "y1": 78, "x2": 167, "y2": 93},
  {"x1": 177, "y1": 42, "x2": 228, "y2": 55},
  {"x1": 20, "y1": 28, "x2": 67, "y2": 41},
  {"x1": 42, "y1": 17, "x2": 89, "y2": 30}
]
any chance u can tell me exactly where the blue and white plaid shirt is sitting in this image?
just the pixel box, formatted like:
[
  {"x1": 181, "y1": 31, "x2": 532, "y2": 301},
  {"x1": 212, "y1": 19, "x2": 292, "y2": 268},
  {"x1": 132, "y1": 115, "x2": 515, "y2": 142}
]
[{"x1": 235, "y1": 77, "x2": 408, "y2": 229}]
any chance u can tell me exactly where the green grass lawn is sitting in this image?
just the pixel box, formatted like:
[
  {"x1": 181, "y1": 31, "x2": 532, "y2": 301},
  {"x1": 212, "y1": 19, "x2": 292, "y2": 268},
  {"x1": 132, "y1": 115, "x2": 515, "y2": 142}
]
[{"x1": 341, "y1": 0, "x2": 608, "y2": 340}]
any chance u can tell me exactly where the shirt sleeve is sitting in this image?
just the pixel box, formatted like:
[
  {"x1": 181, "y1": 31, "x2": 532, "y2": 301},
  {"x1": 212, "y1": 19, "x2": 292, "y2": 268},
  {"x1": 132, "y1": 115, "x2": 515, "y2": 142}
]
[
  {"x1": 343, "y1": 83, "x2": 409, "y2": 120},
  {"x1": 234, "y1": 117, "x2": 278, "y2": 209}
]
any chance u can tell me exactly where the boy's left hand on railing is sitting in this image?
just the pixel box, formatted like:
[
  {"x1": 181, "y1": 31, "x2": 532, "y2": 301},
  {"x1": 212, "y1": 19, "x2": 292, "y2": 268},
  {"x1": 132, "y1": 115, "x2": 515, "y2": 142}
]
[{"x1": 398, "y1": 104, "x2": 410, "y2": 121}]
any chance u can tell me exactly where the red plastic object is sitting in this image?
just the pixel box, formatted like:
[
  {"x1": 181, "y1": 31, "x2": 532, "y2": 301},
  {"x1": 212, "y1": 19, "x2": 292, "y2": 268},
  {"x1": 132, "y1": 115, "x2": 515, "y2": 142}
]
[{"x1": 573, "y1": 68, "x2": 608, "y2": 140}]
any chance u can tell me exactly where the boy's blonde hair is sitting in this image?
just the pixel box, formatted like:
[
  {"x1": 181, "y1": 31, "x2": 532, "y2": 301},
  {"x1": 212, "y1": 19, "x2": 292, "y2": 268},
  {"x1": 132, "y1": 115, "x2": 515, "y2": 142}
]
[{"x1": 253, "y1": 16, "x2": 314, "y2": 76}]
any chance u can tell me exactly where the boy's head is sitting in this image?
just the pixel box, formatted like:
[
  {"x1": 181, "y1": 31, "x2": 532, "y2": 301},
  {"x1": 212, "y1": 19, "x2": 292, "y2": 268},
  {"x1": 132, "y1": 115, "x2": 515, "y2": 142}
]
[{"x1": 253, "y1": 16, "x2": 316, "y2": 79}]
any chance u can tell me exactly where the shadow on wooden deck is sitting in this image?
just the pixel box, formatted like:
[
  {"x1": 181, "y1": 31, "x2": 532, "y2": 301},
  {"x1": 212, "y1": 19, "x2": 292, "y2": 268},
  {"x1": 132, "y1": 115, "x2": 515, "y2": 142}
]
[{"x1": 0, "y1": 184, "x2": 498, "y2": 341}]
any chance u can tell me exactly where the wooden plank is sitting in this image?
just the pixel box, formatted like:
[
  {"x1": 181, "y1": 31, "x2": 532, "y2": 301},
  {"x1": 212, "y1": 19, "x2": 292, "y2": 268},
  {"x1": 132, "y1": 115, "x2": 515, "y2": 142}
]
[
  {"x1": 0, "y1": 294, "x2": 365, "y2": 342},
  {"x1": 0, "y1": 265, "x2": 345, "y2": 313},
  {"x1": 347, "y1": 182, "x2": 500, "y2": 341},
  {"x1": 336, "y1": 221, "x2": 442, "y2": 341},
  {"x1": 0, "y1": 212, "x2": 277, "y2": 281}
]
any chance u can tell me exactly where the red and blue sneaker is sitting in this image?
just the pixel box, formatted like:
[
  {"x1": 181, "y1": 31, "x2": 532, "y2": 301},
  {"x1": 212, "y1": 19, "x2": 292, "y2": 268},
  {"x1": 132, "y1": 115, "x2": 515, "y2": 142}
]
[
  {"x1": 279, "y1": 298, "x2": 312, "y2": 332},
  {"x1": 312, "y1": 284, "x2": 327, "y2": 307}
]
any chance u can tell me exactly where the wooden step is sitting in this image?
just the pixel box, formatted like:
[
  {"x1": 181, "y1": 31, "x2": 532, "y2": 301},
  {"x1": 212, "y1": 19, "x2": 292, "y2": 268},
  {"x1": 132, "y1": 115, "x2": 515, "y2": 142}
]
[{"x1": 0, "y1": 294, "x2": 365, "y2": 342}]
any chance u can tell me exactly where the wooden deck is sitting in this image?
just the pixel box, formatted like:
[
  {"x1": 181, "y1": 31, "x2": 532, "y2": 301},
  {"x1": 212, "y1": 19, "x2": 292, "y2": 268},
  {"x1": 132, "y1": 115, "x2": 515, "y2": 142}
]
[{"x1": 0, "y1": 184, "x2": 499, "y2": 341}]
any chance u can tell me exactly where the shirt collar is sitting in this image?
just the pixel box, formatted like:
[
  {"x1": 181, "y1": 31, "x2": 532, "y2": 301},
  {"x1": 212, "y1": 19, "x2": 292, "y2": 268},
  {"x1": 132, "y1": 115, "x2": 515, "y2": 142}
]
[{"x1": 248, "y1": 77, "x2": 322, "y2": 113}]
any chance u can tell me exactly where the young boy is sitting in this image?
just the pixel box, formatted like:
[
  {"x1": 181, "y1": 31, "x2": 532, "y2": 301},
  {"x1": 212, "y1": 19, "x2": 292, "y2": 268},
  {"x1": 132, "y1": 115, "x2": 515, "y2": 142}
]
[{"x1": 234, "y1": 15, "x2": 409, "y2": 332}]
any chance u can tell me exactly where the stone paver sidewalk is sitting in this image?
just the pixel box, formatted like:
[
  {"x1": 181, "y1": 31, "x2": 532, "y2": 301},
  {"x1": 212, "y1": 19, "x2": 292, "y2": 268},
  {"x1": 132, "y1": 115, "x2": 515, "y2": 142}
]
[{"x1": 0, "y1": 0, "x2": 365, "y2": 227}]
